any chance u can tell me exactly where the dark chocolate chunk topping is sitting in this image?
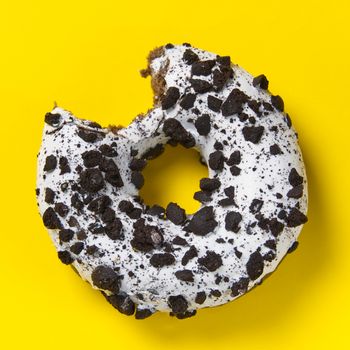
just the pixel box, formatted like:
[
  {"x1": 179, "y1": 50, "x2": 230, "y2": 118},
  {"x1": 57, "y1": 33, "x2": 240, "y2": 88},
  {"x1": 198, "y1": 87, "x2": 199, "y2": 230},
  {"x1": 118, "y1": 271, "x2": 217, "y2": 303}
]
[
  {"x1": 174, "y1": 310, "x2": 197, "y2": 319},
  {"x1": 91, "y1": 265, "x2": 120, "y2": 293},
  {"x1": 166, "y1": 202, "x2": 186, "y2": 225},
  {"x1": 286, "y1": 208, "x2": 308, "y2": 227},
  {"x1": 218, "y1": 198, "x2": 236, "y2": 207},
  {"x1": 183, "y1": 49, "x2": 199, "y2": 64},
  {"x1": 216, "y1": 55, "x2": 231, "y2": 67},
  {"x1": 43, "y1": 207, "x2": 62, "y2": 229},
  {"x1": 186, "y1": 206, "x2": 218, "y2": 236},
  {"x1": 198, "y1": 251, "x2": 223, "y2": 272},
  {"x1": 249, "y1": 199, "x2": 264, "y2": 214},
  {"x1": 71, "y1": 193, "x2": 83, "y2": 210},
  {"x1": 70, "y1": 242, "x2": 84, "y2": 255},
  {"x1": 193, "y1": 191, "x2": 212, "y2": 203},
  {"x1": 181, "y1": 245, "x2": 198, "y2": 265},
  {"x1": 270, "y1": 144, "x2": 283, "y2": 155},
  {"x1": 253, "y1": 74, "x2": 269, "y2": 90},
  {"x1": 175, "y1": 269, "x2": 194, "y2": 282},
  {"x1": 44, "y1": 155, "x2": 57, "y2": 172},
  {"x1": 264, "y1": 239, "x2": 277, "y2": 250},
  {"x1": 242, "y1": 126, "x2": 264, "y2": 144},
  {"x1": 99, "y1": 144, "x2": 117, "y2": 157},
  {"x1": 210, "y1": 289, "x2": 221, "y2": 297},
  {"x1": 172, "y1": 236, "x2": 188, "y2": 246},
  {"x1": 59, "y1": 229, "x2": 74, "y2": 242},
  {"x1": 269, "y1": 218, "x2": 284, "y2": 237},
  {"x1": 230, "y1": 165, "x2": 241, "y2": 176},
  {"x1": 213, "y1": 67, "x2": 233, "y2": 91},
  {"x1": 101, "y1": 207, "x2": 116, "y2": 223},
  {"x1": 226, "y1": 151, "x2": 241, "y2": 165},
  {"x1": 59, "y1": 157, "x2": 70, "y2": 174},
  {"x1": 191, "y1": 60, "x2": 216, "y2": 76},
  {"x1": 214, "y1": 141, "x2": 223, "y2": 150},
  {"x1": 180, "y1": 93, "x2": 196, "y2": 110},
  {"x1": 58, "y1": 250, "x2": 74, "y2": 265},
  {"x1": 105, "y1": 218, "x2": 123, "y2": 240},
  {"x1": 168, "y1": 295, "x2": 188, "y2": 314},
  {"x1": 131, "y1": 219, "x2": 163, "y2": 252},
  {"x1": 77, "y1": 129, "x2": 98, "y2": 143},
  {"x1": 246, "y1": 251, "x2": 264, "y2": 280},
  {"x1": 287, "y1": 184, "x2": 304, "y2": 199},
  {"x1": 208, "y1": 150, "x2": 224, "y2": 171},
  {"x1": 45, "y1": 188, "x2": 55, "y2": 204},
  {"x1": 80, "y1": 168, "x2": 104, "y2": 193},
  {"x1": 142, "y1": 144, "x2": 165, "y2": 160},
  {"x1": 195, "y1": 291, "x2": 206, "y2": 304},
  {"x1": 150, "y1": 253, "x2": 175, "y2": 268},
  {"x1": 190, "y1": 79, "x2": 212, "y2": 93},
  {"x1": 285, "y1": 113, "x2": 292, "y2": 128},
  {"x1": 231, "y1": 277, "x2": 249, "y2": 297},
  {"x1": 129, "y1": 158, "x2": 147, "y2": 171},
  {"x1": 162, "y1": 87, "x2": 180, "y2": 110},
  {"x1": 87, "y1": 195, "x2": 111, "y2": 213},
  {"x1": 289, "y1": 168, "x2": 303, "y2": 187},
  {"x1": 82, "y1": 150, "x2": 102, "y2": 168},
  {"x1": 44, "y1": 112, "x2": 61, "y2": 126},
  {"x1": 225, "y1": 211, "x2": 242, "y2": 233},
  {"x1": 224, "y1": 186, "x2": 235, "y2": 198},
  {"x1": 221, "y1": 88, "x2": 248, "y2": 116},
  {"x1": 135, "y1": 308, "x2": 153, "y2": 319},
  {"x1": 287, "y1": 241, "x2": 299, "y2": 253},
  {"x1": 194, "y1": 114, "x2": 211, "y2": 136},
  {"x1": 207, "y1": 95, "x2": 223, "y2": 112},
  {"x1": 165, "y1": 43, "x2": 174, "y2": 49},
  {"x1": 54, "y1": 202, "x2": 69, "y2": 217},
  {"x1": 131, "y1": 171, "x2": 144, "y2": 189},
  {"x1": 271, "y1": 95, "x2": 284, "y2": 111},
  {"x1": 145, "y1": 205, "x2": 165, "y2": 218},
  {"x1": 199, "y1": 177, "x2": 221, "y2": 192},
  {"x1": 163, "y1": 118, "x2": 195, "y2": 148},
  {"x1": 106, "y1": 293, "x2": 135, "y2": 316}
]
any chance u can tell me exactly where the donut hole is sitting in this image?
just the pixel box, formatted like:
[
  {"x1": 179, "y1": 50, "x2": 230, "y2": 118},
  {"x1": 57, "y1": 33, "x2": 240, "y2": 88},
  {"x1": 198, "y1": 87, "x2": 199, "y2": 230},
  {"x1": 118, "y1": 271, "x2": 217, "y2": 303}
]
[{"x1": 139, "y1": 144, "x2": 208, "y2": 214}]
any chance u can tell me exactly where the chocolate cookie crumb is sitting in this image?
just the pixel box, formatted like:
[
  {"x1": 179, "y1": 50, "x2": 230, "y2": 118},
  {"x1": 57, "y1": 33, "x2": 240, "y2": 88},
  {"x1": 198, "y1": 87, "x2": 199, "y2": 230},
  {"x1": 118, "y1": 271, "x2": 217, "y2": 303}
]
[
  {"x1": 162, "y1": 87, "x2": 180, "y2": 110},
  {"x1": 58, "y1": 250, "x2": 74, "y2": 265},
  {"x1": 91, "y1": 265, "x2": 120, "y2": 293},
  {"x1": 150, "y1": 253, "x2": 175, "y2": 268},
  {"x1": 208, "y1": 151, "x2": 224, "y2": 170},
  {"x1": 253, "y1": 74, "x2": 269, "y2": 90},
  {"x1": 44, "y1": 155, "x2": 57, "y2": 172},
  {"x1": 242, "y1": 126, "x2": 264, "y2": 144},
  {"x1": 289, "y1": 168, "x2": 303, "y2": 187},
  {"x1": 180, "y1": 93, "x2": 196, "y2": 110},
  {"x1": 45, "y1": 112, "x2": 61, "y2": 126},
  {"x1": 186, "y1": 206, "x2": 218, "y2": 236},
  {"x1": 195, "y1": 114, "x2": 211, "y2": 136},
  {"x1": 225, "y1": 211, "x2": 242, "y2": 233},
  {"x1": 198, "y1": 251, "x2": 223, "y2": 272},
  {"x1": 168, "y1": 295, "x2": 188, "y2": 314},
  {"x1": 271, "y1": 95, "x2": 284, "y2": 111},
  {"x1": 246, "y1": 251, "x2": 264, "y2": 280},
  {"x1": 175, "y1": 269, "x2": 194, "y2": 282},
  {"x1": 195, "y1": 291, "x2": 206, "y2": 304},
  {"x1": 166, "y1": 202, "x2": 186, "y2": 225}
]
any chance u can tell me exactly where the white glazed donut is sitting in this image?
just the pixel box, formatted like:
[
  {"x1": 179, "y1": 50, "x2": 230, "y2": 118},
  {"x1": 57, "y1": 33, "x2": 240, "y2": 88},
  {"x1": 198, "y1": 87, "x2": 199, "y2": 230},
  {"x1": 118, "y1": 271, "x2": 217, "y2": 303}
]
[{"x1": 36, "y1": 43, "x2": 308, "y2": 319}]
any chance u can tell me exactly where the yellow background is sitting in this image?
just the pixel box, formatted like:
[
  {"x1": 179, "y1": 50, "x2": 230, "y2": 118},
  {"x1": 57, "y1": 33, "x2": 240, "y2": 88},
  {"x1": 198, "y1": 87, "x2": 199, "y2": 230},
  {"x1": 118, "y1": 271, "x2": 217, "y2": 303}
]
[{"x1": 1, "y1": 0, "x2": 349, "y2": 349}]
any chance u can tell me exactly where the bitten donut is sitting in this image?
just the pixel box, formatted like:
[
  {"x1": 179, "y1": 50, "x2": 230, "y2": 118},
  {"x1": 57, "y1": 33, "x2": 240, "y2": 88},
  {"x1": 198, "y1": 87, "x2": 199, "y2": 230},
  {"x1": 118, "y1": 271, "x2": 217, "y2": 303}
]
[{"x1": 36, "y1": 43, "x2": 308, "y2": 319}]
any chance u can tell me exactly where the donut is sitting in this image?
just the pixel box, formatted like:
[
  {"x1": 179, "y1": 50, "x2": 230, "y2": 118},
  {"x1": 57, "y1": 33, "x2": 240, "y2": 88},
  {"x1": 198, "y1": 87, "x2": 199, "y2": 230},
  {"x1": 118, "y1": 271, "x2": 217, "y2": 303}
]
[{"x1": 36, "y1": 43, "x2": 308, "y2": 319}]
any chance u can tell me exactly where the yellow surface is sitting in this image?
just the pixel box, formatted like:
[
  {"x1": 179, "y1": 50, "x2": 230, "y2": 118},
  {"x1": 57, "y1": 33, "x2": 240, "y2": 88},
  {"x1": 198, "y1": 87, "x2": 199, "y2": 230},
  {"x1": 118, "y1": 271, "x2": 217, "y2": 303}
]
[{"x1": 0, "y1": 0, "x2": 349, "y2": 349}]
